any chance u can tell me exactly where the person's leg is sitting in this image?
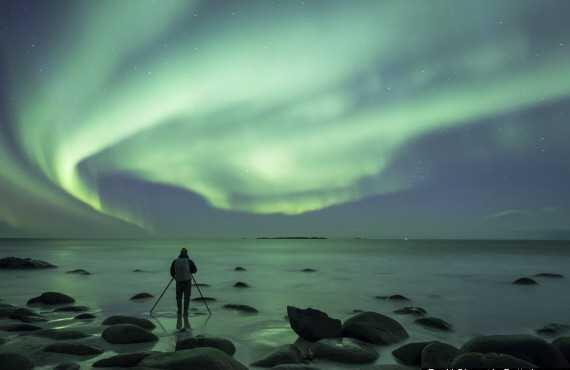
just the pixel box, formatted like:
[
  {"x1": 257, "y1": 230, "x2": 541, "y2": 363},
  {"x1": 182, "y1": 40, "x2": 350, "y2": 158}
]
[
  {"x1": 175, "y1": 282, "x2": 183, "y2": 329},
  {"x1": 183, "y1": 281, "x2": 191, "y2": 329}
]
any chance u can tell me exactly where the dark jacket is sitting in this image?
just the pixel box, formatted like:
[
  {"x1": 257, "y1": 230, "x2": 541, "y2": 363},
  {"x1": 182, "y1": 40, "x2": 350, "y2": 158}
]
[{"x1": 170, "y1": 257, "x2": 197, "y2": 281}]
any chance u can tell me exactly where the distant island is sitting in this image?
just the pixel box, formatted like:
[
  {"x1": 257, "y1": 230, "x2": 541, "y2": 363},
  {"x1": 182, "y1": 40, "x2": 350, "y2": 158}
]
[{"x1": 256, "y1": 236, "x2": 328, "y2": 240}]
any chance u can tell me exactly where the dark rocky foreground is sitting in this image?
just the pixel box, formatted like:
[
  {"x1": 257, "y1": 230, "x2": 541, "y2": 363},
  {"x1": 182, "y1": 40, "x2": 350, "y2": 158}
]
[{"x1": 1, "y1": 261, "x2": 569, "y2": 369}]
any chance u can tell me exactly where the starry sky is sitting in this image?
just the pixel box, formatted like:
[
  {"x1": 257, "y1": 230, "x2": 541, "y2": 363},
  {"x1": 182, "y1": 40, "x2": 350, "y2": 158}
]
[{"x1": 0, "y1": 0, "x2": 569, "y2": 239}]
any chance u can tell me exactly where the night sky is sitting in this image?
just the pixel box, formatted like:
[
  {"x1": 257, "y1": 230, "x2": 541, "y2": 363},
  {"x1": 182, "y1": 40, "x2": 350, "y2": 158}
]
[{"x1": 0, "y1": 0, "x2": 569, "y2": 239}]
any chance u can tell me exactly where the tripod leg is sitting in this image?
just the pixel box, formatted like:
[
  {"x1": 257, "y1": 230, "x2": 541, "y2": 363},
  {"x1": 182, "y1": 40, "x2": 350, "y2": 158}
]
[
  {"x1": 150, "y1": 277, "x2": 174, "y2": 316},
  {"x1": 192, "y1": 274, "x2": 212, "y2": 315}
]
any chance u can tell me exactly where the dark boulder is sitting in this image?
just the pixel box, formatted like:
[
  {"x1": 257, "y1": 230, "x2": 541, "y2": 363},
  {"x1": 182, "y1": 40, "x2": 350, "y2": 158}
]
[
  {"x1": 553, "y1": 337, "x2": 570, "y2": 363},
  {"x1": 0, "y1": 323, "x2": 42, "y2": 332},
  {"x1": 376, "y1": 294, "x2": 410, "y2": 302},
  {"x1": 102, "y1": 315, "x2": 155, "y2": 330},
  {"x1": 451, "y1": 352, "x2": 537, "y2": 368},
  {"x1": 66, "y1": 269, "x2": 91, "y2": 275},
  {"x1": 414, "y1": 317, "x2": 452, "y2": 331},
  {"x1": 223, "y1": 304, "x2": 258, "y2": 313},
  {"x1": 421, "y1": 341, "x2": 458, "y2": 368},
  {"x1": 459, "y1": 334, "x2": 569, "y2": 368},
  {"x1": 141, "y1": 347, "x2": 248, "y2": 370},
  {"x1": 27, "y1": 292, "x2": 75, "y2": 305},
  {"x1": 0, "y1": 352, "x2": 34, "y2": 370},
  {"x1": 272, "y1": 366, "x2": 321, "y2": 370},
  {"x1": 251, "y1": 344, "x2": 303, "y2": 367},
  {"x1": 513, "y1": 277, "x2": 538, "y2": 285},
  {"x1": 393, "y1": 306, "x2": 426, "y2": 316},
  {"x1": 534, "y1": 272, "x2": 564, "y2": 278},
  {"x1": 536, "y1": 323, "x2": 570, "y2": 336},
  {"x1": 9, "y1": 307, "x2": 46, "y2": 322},
  {"x1": 75, "y1": 313, "x2": 96, "y2": 320},
  {"x1": 176, "y1": 335, "x2": 236, "y2": 355},
  {"x1": 54, "y1": 305, "x2": 89, "y2": 313},
  {"x1": 54, "y1": 363, "x2": 80, "y2": 370},
  {"x1": 392, "y1": 341, "x2": 431, "y2": 366},
  {"x1": 311, "y1": 338, "x2": 379, "y2": 364},
  {"x1": 235, "y1": 266, "x2": 246, "y2": 271},
  {"x1": 44, "y1": 342, "x2": 103, "y2": 356},
  {"x1": 287, "y1": 306, "x2": 342, "y2": 341},
  {"x1": 33, "y1": 328, "x2": 88, "y2": 340},
  {"x1": 342, "y1": 311, "x2": 408, "y2": 344},
  {"x1": 301, "y1": 268, "x2": 317, "y2": 272},
  {"x1": 0, "y1": 256, "x2": 57, "y2": 269},
  {"x1": 93, "y1": 352, "x2": 151, "y2": 367},
  {"x1": 233, "y1": 281, "x2": 250, "y2": 288},
  {"x1": 130, "y1": 292, "x2": 154, "y2": 300},
  {"x1": 192, "y1": 296, "x2": 216, "y2": 302},
  {"x1": 102, "y1": 324, "x2": 158, "y2": 344}
]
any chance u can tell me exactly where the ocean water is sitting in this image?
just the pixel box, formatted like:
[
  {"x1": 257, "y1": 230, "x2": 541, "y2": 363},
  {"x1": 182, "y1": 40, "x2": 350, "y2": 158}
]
[{"x1": 1, "y1": 238, "x2": 569, "y2": 368}]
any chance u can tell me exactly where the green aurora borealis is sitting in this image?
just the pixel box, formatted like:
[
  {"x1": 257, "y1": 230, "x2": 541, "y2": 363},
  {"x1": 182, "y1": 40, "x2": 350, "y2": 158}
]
[{"x1": 1, "y1": 0, "x2": 570, "y2": 238}]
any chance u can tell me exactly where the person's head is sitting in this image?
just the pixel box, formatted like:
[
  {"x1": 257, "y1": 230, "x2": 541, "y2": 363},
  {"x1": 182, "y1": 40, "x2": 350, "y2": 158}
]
[{"x1": 179, "y1": 248, "x2": 188, "y2": 258}]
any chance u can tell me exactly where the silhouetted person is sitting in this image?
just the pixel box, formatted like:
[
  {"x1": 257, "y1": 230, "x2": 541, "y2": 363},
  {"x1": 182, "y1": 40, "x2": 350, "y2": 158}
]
[{"x1": 170, "y1": 247, "x2": 197, "y2": 330}]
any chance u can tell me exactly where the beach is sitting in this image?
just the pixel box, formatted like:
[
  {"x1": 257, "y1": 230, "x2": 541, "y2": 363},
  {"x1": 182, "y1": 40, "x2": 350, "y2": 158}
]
[{"x1": 1, "y1": 238, "x2": 570, "y2": 369}]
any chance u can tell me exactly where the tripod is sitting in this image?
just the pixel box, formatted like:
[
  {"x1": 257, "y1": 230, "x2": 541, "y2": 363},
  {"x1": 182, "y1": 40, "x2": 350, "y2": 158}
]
[{"x1": 149, "y1": 275, "x2": 211, "y2": 316}]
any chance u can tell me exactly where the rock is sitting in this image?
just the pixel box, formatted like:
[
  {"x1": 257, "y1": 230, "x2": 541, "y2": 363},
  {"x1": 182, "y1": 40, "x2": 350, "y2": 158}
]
[
  {"x1": 66, "y1": 269, "x2": 91, "y2": 275},
  {"x1": 44, "y1": 342, "x2": 103, "y2": 356},
  {"x1": 54, "y1": 305, "x2": 89, "y2": 312},
  {"x1": 102, "y1": 315, "x2": 156, "y2": 330},
  {"x1": 235, "y1": 266, "x2": 246, "y2": 271},
  {"x1": 130, "y1": 292, "x2": 154, "y2": 300},
  {"x1": 102, "y1": 324, "x2": 158, "y2": 344},
  {"x1": 223, "y1": 304, "x2": 258, "y2": 313},
  {"x1": 273, "y1": 366, "x2": 321, "y2": 370},
  {"x1": 287, "y1": 306, "x2": 342, "y2": 341},
  {"x1": 342, "y1": 311, "x2": 408, "y2": 344},
  {"x1": 553, "y1": 337, "x2": 570, "y2": 363},
  {"x1": 414, "y1": 317, "x2": 452, "y2": 331},
  {"x1": 459, "y1": 334, "x2": 569, "y2": 368},
  {"x1": 141, "y1": 347, "x2": 248, "y2": 370},
  {"x1": 27, "y1": 292, "x2": 75, "y2": 305},
  {"x1": 534, "y1": 272, "x2": 564, "y2": 278},
  {"x1": 451, "y1": 352, "x2": 537, "y2": 368},
  {"x1": 513, "y1": 277, "x2": 538, "y2": 285},
  {"x1": 367, "y1": 366, "x2": 416, "y2": 370},
  {"x1": 194, "y1": 283, "x2": 211, "y2": 287},
  {"x1": 10, "y1": 307, "x2": 46, "y2": 322},
  {"x1": 133, "y1": 269, "x2": 147, "y2": 272},
  {"x1": 251, "y1": 344, "x2": 303, "y2": 367},
  {"x1": 0, "y1": 337, "x2": 6, "y2": 346},
  {"x1": 233, "y1": 281, "x2": 250, "y2": 288},
  {"x1": 32, "y1": 328, "x2": 89, "y2": 340},
  {"x1": 0, "y1": 256, "x2": 57, "y2": 269},
  {"x1": 176, "y1": 335, "x2": 236, "y2": 355},
  {"x1": 393, "y1": 306, "x2": 426, "y2": 316},
  {"x1": 0, "y1": 323, "x2": 42, "y2": 332},
  {"x1": 192, "y1": 296, "x2": 216, "y2": 302},
  {"x1": 54, "y1": 362, "x2": 80, "y2": 370},
  {"x1": 376, "y1": 294, "x2": 410, "y2": 301},
  {"x1": 536, "y1": 323, "x2": 570, "y2": 336},
  {"x1": 421, "y1": 341, "x2": 458, "y2": 368},
  {"x1": 75, "y1": 313, "x2": 96, "y2": 320},
  {"x1": 93, "y1": 352, "x2": 151, "y2": 367},
  {"x1": 301, "y1": 268, "x2": 317, "y2": 272},
  {"x1": 311, "y1": 338, "x2": 379, "y2": 364},
  {"x1": 0, "y1": 352, "x2": 34, "y2": 370},
  {"x1": 392, "y1": 342, "x2": 431, "y2": 366}
]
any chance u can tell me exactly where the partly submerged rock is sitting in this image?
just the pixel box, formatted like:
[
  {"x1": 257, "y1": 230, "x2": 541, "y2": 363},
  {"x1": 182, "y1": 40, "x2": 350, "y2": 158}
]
[
  {"x1": 536, "y1": 323, "x2": 570, "y2": 336},
  {"x1": 75, "y1": 313, "x2": 96, "y2": 320},
  {"x1": 93, "y1": 352, "x2": 151, "y2": 368},
  {"x1": 301, "y1": 268, "x2": 317, "y2": 273},
  {"x1": 176, "y1": 335, "x2": 236, "y2": 355},
  {"x1": 27, "y1": 292, "x2": 75, "y2": 305},
  {"x1": 421, "y1": 341, "x2": 459, "y2": 368},
  {"x1": 534, "y1": 272, "x2": 564, "y2": 278},
  {"x1": 233, "y1": 281, "x2": 250, "y2": 288},
  {"x1": 223, "y1": 304, "x2": 258, "y2": 313},
  {"x1": 376, "y1": 294, "x2": 410, "y2": 302},
  {"x1": 0, "y1": 352, "x2": 34, "y2": 370},
  {"x1": 311, "y1": 338, "x2": 379, "y2": 364},
  {"x1": 102, "y1": 324, "x2": 158, "y2": 344},
  {"x1": 513, "y1": 277, "x2": 538, "y2": 285},
  {"x1": 130, "y1": 292, "x2": 154, "y2": 300},
  {"x1": 459, "y1": 334, "x2": 569, "y2": 368},
  {"x1": 192, "y1": 296, "x2": 217, "y2": 302},
  {"x1": 0, "y1": 323, "x2": 42, "y2": 332},
  {"x1": 0, "y1": 256, "x2": 57, "y2": 269},
  {"x1": 66, "y1": 269, "x2": 91, "y2": 275},
  {"x1": 451, "y1": 352, "x2": 537, "y2": 368},
  {"x1": 54, "y1": 305, "x2": 89, "y2": 313},
  {"x1": 234, "y1": 266, "x2": 247, "y2": 271},
  {"x1": 141, "y1": 347, "x2": 248, "y2": 370},
  {"x1": 393, "y1": 306, "x2": 426, "y2": 316},
  {"x1": 287, "y1": 306, "x2": 342, "y2": 341},
  {"x1": 54, "y1": 362, "x2": 80, "y2": 370},
  {"x1": 102, "y1": 315, "x2": 156, "y2": 330},
  {"x1": 342, "y1": 311, "x2": 408, "y2": 345},
  {"x1": 392, "y1": 341, "x2": 432, "y2": 366},
  {"x1": 414, "y1": 317, "x2": 452, "y2": 332},
  {"x1": 44, "y1": 342, "x2": 103, "y2": 356},
  {"x1": 32, "y1": 328, "x2": 89, "y2": 340},
  {"x1": 251, "y1": 344, "x2": 303, "y2": 367},
  {"x1": 9, "y1": 307, "x2": 46, "y2": 322},
  {"x1": 272, "y1": 366, "x2": 321, "y2": 370}
]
